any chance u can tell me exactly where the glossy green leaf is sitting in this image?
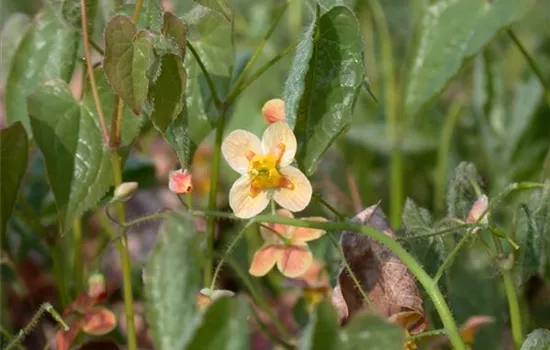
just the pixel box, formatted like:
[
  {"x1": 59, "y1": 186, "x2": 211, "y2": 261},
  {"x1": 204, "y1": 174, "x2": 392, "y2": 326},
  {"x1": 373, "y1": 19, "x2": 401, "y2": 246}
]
[
  {"x1": 185, "y1": 4, "x2": 234, "y2": 105},
  {"x1": 405, "y1": 0, "x2": 537, "y2": 119},
  {"x1": 521, "y1": 329, "x2": 550, "y2": 350},
  {"x1": 150, "y1": 54, "x2": 186, "y2": 132},
  {"x1": 0, "y1": 122, "x2": 29, "y2": 238},
  {"x1": 0, "y1": 13, "x2": 31, "y2": 85},
  {"x1": 446, "y1": 162, "x2": 482, "y2": 220},
  {"x1": 194, "y1": 0, "x2": 232, "y2": 21},
  {"x1": 186, "y1": 297, "x2": 249, "y2": 350},
  {"x1": 162, "y1": 12, "x2": 187, "y2": 57},
  {"x1": 340, "y1": 313, "x2": 405, "y2": 350},
  {"x1": 299, "y1": 301, "x2": 340, "y2": 350},
  {"x1": 27, "y1": 80, "x2": 113, "y2": 233},
  {"x1": 5, "y1": 5, "x2": 78, "y2": 132},
  {"x1": 104, "y1": 15, "x2": 153, "y2": 114},
  {"x1": 144, "y1": 211, "x2": 203, "y2": 350},
  {"x1": 283, "y1": 6, "x2": 365, "y2": 175}
]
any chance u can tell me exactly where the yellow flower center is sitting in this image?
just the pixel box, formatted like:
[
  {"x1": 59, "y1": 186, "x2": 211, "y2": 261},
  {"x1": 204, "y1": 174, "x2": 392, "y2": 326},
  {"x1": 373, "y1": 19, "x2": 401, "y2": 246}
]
[{"x1": 247, "y1": 143, "x2": 294, "y2": 197}]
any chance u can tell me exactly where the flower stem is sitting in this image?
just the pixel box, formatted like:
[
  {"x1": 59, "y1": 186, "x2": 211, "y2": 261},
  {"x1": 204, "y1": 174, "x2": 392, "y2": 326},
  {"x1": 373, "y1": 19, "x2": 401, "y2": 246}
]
[
  {"x1": 204, "y1": 105, "x2": 228, "y2": 286},
  {"x1": 79, "y1": 0, "x2": 109, "y2": 144},
  {"x1": 502, "y1": 268, "x2": 523, "y2": 350},
  {"x1": 73, "y1": 217, "x2": 83, "y2": 291},
  {"x1": 433, "y1": 231, "x2": 470, "y2": 284},
  {"x1": 192, "y1": 209, "x2": 466, "y2": 350},
  {"x1": 51, "y1": 243, "x2": 70, "y2": 308}
]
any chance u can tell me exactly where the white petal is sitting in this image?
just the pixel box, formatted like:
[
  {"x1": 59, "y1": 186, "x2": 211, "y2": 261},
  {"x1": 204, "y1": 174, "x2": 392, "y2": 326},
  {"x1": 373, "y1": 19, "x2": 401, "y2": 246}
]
[
  {"x1": 261, "y1": 122, "x2": 297, "y2": 167},
  {"x1": 222, "y1": 130, "x2": 262, "y2": 174},
  {"x1": 229, "y1": 175, "x2": 270, "y2": 218},
  {"x1": 273, "y1": 166, "x2": 312, "y2": 213}
]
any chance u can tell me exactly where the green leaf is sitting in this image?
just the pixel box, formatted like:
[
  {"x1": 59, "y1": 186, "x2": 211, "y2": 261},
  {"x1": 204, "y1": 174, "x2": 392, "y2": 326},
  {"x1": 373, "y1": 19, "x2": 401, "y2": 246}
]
[
  {"x1": 186, "y1": 297, "x2": 249, "y2": 350},
  {"x1": 405, "y1": 0, "x2": 537, "y2": 118},
  {"x1": 340, "y1": 313, "x2": 404, "y2": 350},
  {"x1": 61, "y1": 0, "x2": 98, "y2": 31},
  {"x1": 150, "y1": 54, "x2": 186, "y2": 132},
  {"x1": 0, "y1": 122, "x2": 29, "y2": 238},
  {"x1": 144, "y1": 211, "x2": 203, "y2": 350},
  {"x1": 517, "y1": 185, "x2": 550, "y2": 284},
  {"x1": 185, "y1": 4, "x2": 234, "y2": 104},
  {"x1": 194, "y1": 0, "x2": 232, "y2": 21},
  {"x1": 446, "y1": 162, "x2": 482, "y2": 220},
  {"x1": 521, "y1": 329, "x2": 550, "y2": 350},
  {"x1": 162, "y1": 12, "x2": 188, "y2": 57},
  {"x1": 283, "y1": 6, "x2": 365, "y2": 175},
  {"x1": 299, "y1": 301, "x2": 340, "y2": 350},
  {"x1": 104, "y1": 15, "x2": 153, "y2": 114},
  {"x1": 5, "y1": 5, "x2": 78, "y2": 132},
  {"x1": 27, "y1": 80, "x2": 113, "y2": 233},
  {"x1": 0, "y1": 13, "x2": 31, "y2": 86}
]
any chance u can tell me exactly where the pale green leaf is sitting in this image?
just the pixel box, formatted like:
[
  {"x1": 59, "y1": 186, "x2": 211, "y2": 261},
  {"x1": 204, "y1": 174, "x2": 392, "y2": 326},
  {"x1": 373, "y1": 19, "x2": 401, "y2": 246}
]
[
  {"x1": 104, "y1": 15, "x2": 153, "y2": 114},
  {"x1": 27, "y1": 80, "x2": 113, "y2": 233},
  {"x1": 299, "y1": 301, "x2": 340, "y2": 350},
  {"x1": 162, "y1": 12, "x2": 187, "y2": 57},
  {"x1": 521, "y1": 329, "x2": 550, "y2": 350},
  {"x1": 150, "y1": 54, "x2": 186, "y2": 132},
  {"x1": 194, "y1": 0, "x2": 231, "y2": 21},
  {"x1": 0, "y1": 122, "x2": 29, "y2": 238},
  {"x1": 144, "y1": 211, "x2": 203, "y2": 350},
  {"x1": 0, "y1": 13, "x2": 31, "y2": 86},
  {"x1": 340, "y1": 313, "x2": 404, "y2": 350},
  {"x1": 5, "y1": 5, "x2": 78, "y2": 132},
  {"x1": 405, "y1": 0, "x2": 537, "y2": 119},
  {"x1": 284, "y1": 6, "x2": 365, "y2": 175}
]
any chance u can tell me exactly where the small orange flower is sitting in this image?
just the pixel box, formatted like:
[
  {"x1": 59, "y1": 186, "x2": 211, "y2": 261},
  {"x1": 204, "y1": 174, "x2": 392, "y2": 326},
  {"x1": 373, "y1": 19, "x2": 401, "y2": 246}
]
[
  {"x1": 249, "y1": 209, "x2": 327, "y2": 278},
  {"x1": 196, "y1": 288, "x2": 235, "y2": 310},
  {"x1": 262, "y1": 98, "x2": 285, "y2": 124},
  {"x1": 168, "y1": 168, "x2": 193, "y2": 194},
  {"x1": 222, "y1": 122, "x2": 312, "y2": 218}
]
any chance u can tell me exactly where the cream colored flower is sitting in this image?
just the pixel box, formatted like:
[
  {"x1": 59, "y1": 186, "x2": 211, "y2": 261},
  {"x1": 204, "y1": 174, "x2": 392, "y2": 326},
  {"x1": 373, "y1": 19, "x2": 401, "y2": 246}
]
[{"x1": 222, "y1": 122, "x2": 312, "y2": 218}]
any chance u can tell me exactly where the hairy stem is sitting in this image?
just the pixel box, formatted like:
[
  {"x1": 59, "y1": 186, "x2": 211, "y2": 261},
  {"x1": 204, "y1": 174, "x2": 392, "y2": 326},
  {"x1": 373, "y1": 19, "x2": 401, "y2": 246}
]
[
  {"x1": 73, "y1": 218, "x2": 83, "y2": 291},
  {"x1": 503, "y1": 269, "x2": 523, "y2": 350}
]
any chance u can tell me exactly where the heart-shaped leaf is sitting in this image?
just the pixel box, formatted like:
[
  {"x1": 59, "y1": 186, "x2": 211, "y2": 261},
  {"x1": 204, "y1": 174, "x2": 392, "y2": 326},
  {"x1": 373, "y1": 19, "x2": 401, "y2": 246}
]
[
  {"x1": 283, "y1": 6, "x2": 365, "y2": 175},
  {"x1": 162, "y1": 12, "x2": 187, "y2": 57},
  {"x1": 144, "y1": 211, "x2": 203, "y2": 349},
  {"x1": 405, "y1": 0, "x2": 537, "y2": 119},
  {"x1": 5, "y1": 5, "x2": 78, "y2": 132},
  {"x1": 0, "y1": 122, "x2": 29, "y2": 238},
  {"x1": 104, "y1": 15, "x2": 153, "y2": 114}
]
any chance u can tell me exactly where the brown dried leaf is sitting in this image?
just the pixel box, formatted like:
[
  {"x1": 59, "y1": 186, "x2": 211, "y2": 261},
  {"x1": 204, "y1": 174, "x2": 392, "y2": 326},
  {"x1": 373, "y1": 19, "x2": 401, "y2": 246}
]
[{"x1": 331, "y1": 204, "x2": 427, "y2": 333}]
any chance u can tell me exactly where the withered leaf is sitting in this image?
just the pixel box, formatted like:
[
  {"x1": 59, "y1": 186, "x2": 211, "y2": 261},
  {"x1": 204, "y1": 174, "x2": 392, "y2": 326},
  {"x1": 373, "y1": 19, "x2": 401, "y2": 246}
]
[{"x1": 331, "y1": 204, "x2": 427, "y2": 334}]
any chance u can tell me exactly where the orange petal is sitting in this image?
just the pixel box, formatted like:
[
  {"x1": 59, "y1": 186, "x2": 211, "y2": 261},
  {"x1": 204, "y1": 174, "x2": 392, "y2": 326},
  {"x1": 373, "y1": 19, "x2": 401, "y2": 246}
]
[
  {"x1": 293, "y1": 217, "x2": 328, "y2": 242},
  {"x1": 56, "y1": 320, "x2": 82, "y2": 350},
  {"x1": 273, "y1": 166, "x2": 312, "y2": 213},
  {"x1": 249, "y1": 244, "x2": 284, "y2": 277},
  {"x1": 459, "y1": 315, "x2": 494, "y2": 344},
  {"x1": 229, "y1": 175, "x2": 270, "y2": 218},
  {"x1": 262, "y1": 98, "x2": 285, "y2": 125},
  {"x1": 277, "y1": 243, "x2": 313, "y2": 278},
  {"x1": 260, "y1": 209, "x2": 294, "y2": 241},
  {"x1": 261, "y1": 122, "x2": 296, "y2": 167},
  {"x1": 81, "y1": 308, "x2": 117, "y2": 336},
  {"x1": 222, "y1": 130, "x2": 262, "y2": 174}
]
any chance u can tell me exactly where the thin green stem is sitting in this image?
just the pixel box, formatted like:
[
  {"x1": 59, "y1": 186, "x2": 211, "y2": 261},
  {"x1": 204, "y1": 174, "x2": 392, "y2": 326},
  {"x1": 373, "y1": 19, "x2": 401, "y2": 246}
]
[
  {"x1": 507, "y1": 29, "x2": 550, "y2": 104},
  {"x1": 314, "y1": 193, "x2": 347, "y2": 220},
  {"x1": 73, "y1": 218, "x2": 83, "y2": 291},
  {"x1": 90, "y1": 39, "x2": 104, "y2": 56},
  {"x1": 110, "y1": 153, "x2": 137, "y2": 350},
  {"x1": 204, "y1": 106, "x2": 228, "y2": 286},
  {"x1": 398, "y1": 223, "x2": 472, "y2": 242},
  {"x1": 210, "y1": 222, "x2": 252, "y2": 290},
  {"x1": 407, "y1": 328, "x2": 446, "y2": 341},
  {"x1": 226, "y1": 43, "x2": 298, "y2": 105},
  {"x1": 503, "y1": 268, "x2": 523, "y2": 349},
  {"x1": 228, "y1": 2, "x2": 288, "y2": 98},
  {"x1": 433, "y1": 231, "x2": 471, "y2": 284},
  {"x1": 187, "y1": 41, "x2": 221, "y2": 108},
  {"x1": 435, "y1": 103, "x2": 462, "y2": 215},
  {"x1": 193, "y1": 210, "x2": 466, "y2": 350},
  {"x1": 51, "y1": 243, "x2": 70, "y2": 308},
  {"x1": 79, "y1": 0, "x2": 109, "y2": 144}
]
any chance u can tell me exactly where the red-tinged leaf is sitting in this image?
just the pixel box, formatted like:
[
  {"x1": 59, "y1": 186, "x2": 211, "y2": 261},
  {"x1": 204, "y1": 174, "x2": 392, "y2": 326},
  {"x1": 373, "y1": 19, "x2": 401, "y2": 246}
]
[
  {"x1": 81, "y1": 308, "x2": 117, "y2": 335},
  {"x1": 56, "y1": 319, "x2": 83, "y2": 350}
]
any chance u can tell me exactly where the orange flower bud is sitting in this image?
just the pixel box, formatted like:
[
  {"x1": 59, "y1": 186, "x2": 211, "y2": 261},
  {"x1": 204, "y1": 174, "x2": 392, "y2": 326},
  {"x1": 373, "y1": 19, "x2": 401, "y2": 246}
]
[
  {"x1": 169, "y1": 169, "x2": 193, "y2": 194},
  {"x1": 262, "y1": 98, "x2": 285, "y2": 124}
]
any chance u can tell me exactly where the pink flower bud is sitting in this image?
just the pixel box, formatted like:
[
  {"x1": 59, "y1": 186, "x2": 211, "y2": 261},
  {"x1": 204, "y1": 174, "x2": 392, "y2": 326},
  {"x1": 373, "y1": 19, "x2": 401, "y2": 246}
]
[
  {"x1": 87, "y1": 272, "x2": 106, "y2": 300},
  {"x1": 467, "y1": 195, "x2": 489, "y2": 224},
  {"x1": 169, "y1": 169, "x2": 193, "y2": 194},
  {"x1": 262, "y1": 98, "x2": 285, "y2": 124}
]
